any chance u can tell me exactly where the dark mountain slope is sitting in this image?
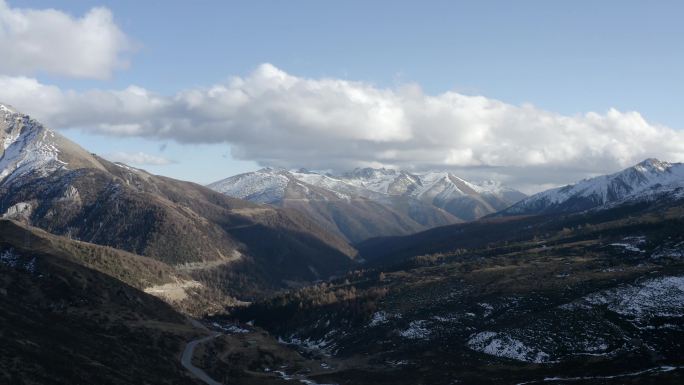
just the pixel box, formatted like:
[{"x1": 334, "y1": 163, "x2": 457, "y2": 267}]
[
  {"x1": 230, "y1": 200, "x2": 684, "y2": 385},
  {"x1": 358, "y1": 169, "x2": 684, "y2": 266},
  {"x1": 0, "y1": 220, "x2": 205, "y2": 385}
]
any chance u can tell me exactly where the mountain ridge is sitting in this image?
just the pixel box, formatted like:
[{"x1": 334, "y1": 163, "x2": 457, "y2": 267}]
[
  {"x1": 500, "y1": 158, "x2": 684, "y2": 216},
  {"x1": 208, "y1": 167, "x2": 526, "y2": 242}
]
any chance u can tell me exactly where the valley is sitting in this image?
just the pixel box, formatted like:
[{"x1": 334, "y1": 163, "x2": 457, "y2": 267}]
[
  {"x1": 1, "y1": 104, "x2": 683, "y2": 384},
  {"x1": 221, "y1": 198, "x2": 684, "y2": 384},
  {"x1": 1, "y1": 2, "x2": 682, "y2": 384}
]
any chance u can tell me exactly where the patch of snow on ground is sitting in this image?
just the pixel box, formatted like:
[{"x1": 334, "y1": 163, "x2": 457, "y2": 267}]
[
  {"x1": 610, "y1": 243, "x2": 644, "y2": 253},
  {"x1": 0, "y1": 248, "x2": 37, "y2": 274},
  {"x1": 368, "y1": 311, "x2": 394, "y2": 327},
  {"x1": 479, "y1": 302, "x2": 494, "y2": 317},
  {"x1": 609, "y1": 236, "x2": 646, "y2": 253},
  {"x1": 431, "y1": 314, "x2": 459, "y2": 323},
  {"x1": 278, "y1": 333, "x2": 335, "y2": 355},
  {"x1": 515, "y1": 365, "x2": 684, "y2": 385},
  {"x1": 468, "y1": 331, "x2": 550, "y2": 363},
  {"x1": 651, "y1": 242, "x2": 684, "y2": 259},
  {"x1": 274, "y1": 369, "x2": 337, "y2": 385},
  {"x1": 398, "y1": 320, "x2": 431, "y2": 340},
  {"x1": 0, "y1": 248, "x2": 20, "y2": 268},
  {"x1": 212, "y1": 322, "x2": 249, "y2": 334},
  {"x1": 562, "y1": 276, "x2": 684, "y2": 322}
]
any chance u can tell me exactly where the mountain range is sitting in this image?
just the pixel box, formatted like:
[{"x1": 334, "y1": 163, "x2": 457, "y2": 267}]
[
  {"x1": 208, "y1": 167, "x2": 526, "y2": 242},
  {"x1": 2, "y1": 102, "x2": 684, "y2": 384},
  {"x1": 357, "y1": 159, "x2": 684, "y2": 264},
  {"x1": 0, "y1": 103, "x2": 356, "y2": 301}
]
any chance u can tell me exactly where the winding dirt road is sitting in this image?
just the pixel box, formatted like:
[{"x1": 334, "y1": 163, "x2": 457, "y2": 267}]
[{"x1": 181, "y1": 328, "x2": 223, "y2": 385}]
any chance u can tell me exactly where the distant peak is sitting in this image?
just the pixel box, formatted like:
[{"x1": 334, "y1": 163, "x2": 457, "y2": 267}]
[
  {"x1": 637, "y1": 158, "x2": 662, "y2": 166},
  {"x1": 0, "y1": 103, "x2": 45, "y2": 136},
  {"x1": 256, "y1": 166, "x2": 288, "y2": 174},
  {"x1": 633, "y1": 158, "x2": 670, "y2": 173},
  {"x1": 0, "y1": 103, "x2": 19, "y2": 115},
  {"x1": 346, "y1": 167, "x2": 398, "y2": 179}
]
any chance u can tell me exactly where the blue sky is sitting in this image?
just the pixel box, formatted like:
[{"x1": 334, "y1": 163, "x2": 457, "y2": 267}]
[{"x1": 2, "y1": 1, "x2": 684, "y2": 191}]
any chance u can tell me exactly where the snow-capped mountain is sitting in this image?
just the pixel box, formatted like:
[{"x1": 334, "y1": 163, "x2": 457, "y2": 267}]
[
  {"x1": 502, "y1": 158, "x2": 684, "y2": 215},
  {"x1": 1, "y1": 104, "x2": 66, "y2": 182},
  {"x1": 339, "y1": 168, "x2": 526, "y2": 219},
  {"x1": 0, "y1": 103, "x2": 357, "y2": 285},
  {"x1": 209, "y1": 167, "x2": 526, "y2": 241},
  {"x1": 209, "y1": 168, "x2": 459, "y2": 242},
  {"x1": 0, "y1": 103, "x2": 104, "y2": 185}
]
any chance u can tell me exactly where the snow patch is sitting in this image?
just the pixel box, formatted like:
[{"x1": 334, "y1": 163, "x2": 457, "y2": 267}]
[
  {"x1": 212, "y1": 322, "x2": 249, "y2": 334},
  {"x1": 561, "y1": 276, "x2": 684, "y2": 322},
  {"x1": 468, "y1": 331, "x2": 550, "y2": 363},
  {"x1": 398, "y1": 320, "x2": 431, "y2": 340},
  {"x1": 651, "y1": 241, "x2": 684, "y2": 259},
  {"x1": 278, "y1": 333, "x2": 335, "y2": 355},
  {"x1": 368, "y1": 311, "x2": 402, "y2": 327},
  {"x1": 0, "y1": 248, "x2": 38, "y2": 274},
  {"x1": 478, "y1": 302, "x2": 494, "y2": 317}
]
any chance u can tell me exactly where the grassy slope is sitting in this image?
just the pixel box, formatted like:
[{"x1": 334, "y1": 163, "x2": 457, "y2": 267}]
[{"x1": 0, "y1": 221, "x2": 208, "y2": 385}]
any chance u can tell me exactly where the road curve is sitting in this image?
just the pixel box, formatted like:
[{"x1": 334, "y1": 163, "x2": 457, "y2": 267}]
[{"x1": 181, "y1": 332, "x2": 223, "y2": 385}]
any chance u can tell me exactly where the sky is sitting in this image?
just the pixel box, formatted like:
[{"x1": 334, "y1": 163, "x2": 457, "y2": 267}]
[{"x1": 1, "y1": 0, "x2": 683, "y2": 193}]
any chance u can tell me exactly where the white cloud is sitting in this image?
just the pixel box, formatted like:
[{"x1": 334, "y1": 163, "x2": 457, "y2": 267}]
[
  {"x1": 104, "y1": 151, "x2": 172, "y2": 166},
  {"x1": 1, "y1": 63, "x2": 683, "y2": 191},
  {"x1": 0, "y1": 0, "x2": 131, "y2": 79}
]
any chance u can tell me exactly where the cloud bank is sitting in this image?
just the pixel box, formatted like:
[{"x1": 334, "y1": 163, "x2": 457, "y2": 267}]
[
  {"x1": 1, "y1": 63, "x2": 683, "y2": 190},
  {"x1": 0, "y1": 1, "x2": 131, "y2": 79},
  {"x1": 104, "y1": 151, "x2": 172, "y2": 166}
]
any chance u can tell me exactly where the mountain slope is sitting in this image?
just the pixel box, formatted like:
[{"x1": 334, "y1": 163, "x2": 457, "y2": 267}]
[
  {"x1": 0, "y1": 219, "x2": 234, "y2": 316},
  {"x1": 358, "y1": 186, "x2": 684, "y2": 266},
  {"x1": 0, "y1": 220, "x2": 206, "y2": 385},
  {"x1": 209, "y1": 168, "x2": 456, "y2": 243},
  {"x1": 0, "y1": 103, "x2": 356, "y2": 299},
  {"x1": 501, "y1": 158, "x2": 684, "y2": 216},
  {"x1": 209, "y1": 168, "x2": 525, "y2": 242},
  {"x1": 230, "y1": 198, "x2": 684, "y2": 385}
]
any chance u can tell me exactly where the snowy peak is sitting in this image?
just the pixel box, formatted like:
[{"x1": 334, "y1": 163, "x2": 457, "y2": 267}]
[
  {"x1": 0, "y1": 103, "x2": 18, "y2": 115},
  {"x1": 633, "y1": 158, "x2": 671, "y2": 174},
  {"x1": 208, "y1": 168, "x2": 292, "y2": 203},
  {"x1": 1, "y1": 103, "x2": 35, "y2": 148},
  {"x1": 210, "y1": 167, "x2": 526, "y2": 222},
  {"x1": 344, "y1": 167, "x2": 398, "y2": 180},
  {"x1": 339, "y1": 168, "x2": 519, "y2": 201},
  {"x1": 503, "y1": 158, "x2": 684, "y2": 215},
  {"x1": 0, "y1": 104, "x2": 106, "y2": 185},
  {"x1": 0, "y1": 103, "x2": 65, "y2": 183}
]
